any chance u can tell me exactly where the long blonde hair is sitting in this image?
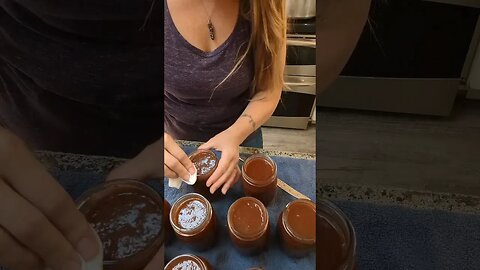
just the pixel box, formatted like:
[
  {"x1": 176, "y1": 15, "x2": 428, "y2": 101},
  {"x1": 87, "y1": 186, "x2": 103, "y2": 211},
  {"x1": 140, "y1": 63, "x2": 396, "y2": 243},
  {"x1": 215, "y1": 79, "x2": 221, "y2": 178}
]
[{"x1": 215, "y1": 0, "x2": 287, "y2": 96}]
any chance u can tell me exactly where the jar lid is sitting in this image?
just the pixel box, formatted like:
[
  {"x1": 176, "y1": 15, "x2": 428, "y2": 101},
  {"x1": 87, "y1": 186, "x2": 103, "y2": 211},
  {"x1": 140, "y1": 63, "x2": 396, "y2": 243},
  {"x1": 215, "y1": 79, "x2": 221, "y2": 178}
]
[
  {"x1": 165, "y1": 254, "x2": 210, "y2": 270},
  {"x1": 170, "y1": 193, "x2": 213, "y2": 236},
  {"x1": 228, "y1": 197, "x2": 269, "y2": 240},
  {"x1": 282, "y1": 199, "x2": 316, "y2": 243}
]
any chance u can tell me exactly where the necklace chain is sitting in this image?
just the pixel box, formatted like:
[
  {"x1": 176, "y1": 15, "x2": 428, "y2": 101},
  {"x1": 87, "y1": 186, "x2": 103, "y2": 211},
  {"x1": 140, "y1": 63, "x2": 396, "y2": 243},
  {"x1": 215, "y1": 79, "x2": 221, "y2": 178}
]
[{"x1": 201, "y1": 0, "x2": 216, "y2": 40}]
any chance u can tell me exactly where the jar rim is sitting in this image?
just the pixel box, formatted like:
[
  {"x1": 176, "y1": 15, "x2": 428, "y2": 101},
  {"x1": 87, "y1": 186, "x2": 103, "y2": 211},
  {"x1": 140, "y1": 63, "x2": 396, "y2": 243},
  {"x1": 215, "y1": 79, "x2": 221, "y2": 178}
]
[
  {"x1": 76, "y1": 178, "x2": 165, "y2": 264},
  {"x1": 227, "y1": 196, "x2": 269, "y2": 240},
  {"x1": 188, "y1": 149, "x2": 219, "y2": 177},
  {"x1": 165, "y1": 254, "x2": 209, "y2": 269},
  {"x1": 282, "y1": 199, "x2": 316, "y2": 244},
  {"x1": 241, "y1": 154, "x2": 277, "y2": 187},
  {"x1": 169, "y1": 193, "x2": 213, "y2": 236}
]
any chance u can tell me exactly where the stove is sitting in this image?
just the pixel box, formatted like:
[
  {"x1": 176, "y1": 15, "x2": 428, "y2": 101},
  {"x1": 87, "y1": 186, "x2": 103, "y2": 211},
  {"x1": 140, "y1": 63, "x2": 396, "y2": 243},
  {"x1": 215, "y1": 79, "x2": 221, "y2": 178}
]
[{"x1": 264, "y1": 18, "x2": 317, "y2": 129}]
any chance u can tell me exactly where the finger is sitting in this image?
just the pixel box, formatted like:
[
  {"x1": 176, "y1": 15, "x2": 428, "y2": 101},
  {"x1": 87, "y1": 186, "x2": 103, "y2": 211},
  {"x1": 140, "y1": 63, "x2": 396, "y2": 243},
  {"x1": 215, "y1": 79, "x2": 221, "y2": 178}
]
[
  {"x1": 221, "y1": 166, "x2": 241, "y2": 195},
  {"x1": 206, "y1": 152, "x2": 237, "y2": 187},
  {"x1": 0, "y1": 226, "x2": 43, "y2": 270},
  {"x1": 165, "y1": 136, "x2": 195, "y2": 174},
  {"x1": 164, "y1": 151, "x2": 190, "y2": 181},
  {"x1": 144, "y1": 244, "x2": 164, "y2": 270},
  {"x1": 0, "y1": 179, "x2": 82, "y2": 270},
  {"x1": 107, "y1": 142, "x2": 163, "y2": 181},
  {"x1": 198, "y1": 139, "x2": 215, "y2": 151},
  {"x1": 164, "y1": 165, "x2": 178, "y2": 179},
  {"x1": 209, "y1": 161, "x2": 236, "y2": 194},
  {"x1": 0, "y1": 137, "x2": 100, "y2": 262}
]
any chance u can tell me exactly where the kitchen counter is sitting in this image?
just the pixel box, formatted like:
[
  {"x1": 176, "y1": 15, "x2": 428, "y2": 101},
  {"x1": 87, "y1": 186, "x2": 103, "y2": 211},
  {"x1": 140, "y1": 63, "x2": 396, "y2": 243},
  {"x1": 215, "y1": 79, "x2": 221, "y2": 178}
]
[
  {"x1": 35, "y1": 145, "x2": 480, "y2": 214},
  {"x1": 319, "y1": 183, "x2": 480, "y2": 214},
  {"x1": 28, "y1": 145, "x2": 480, "y2": 269}
]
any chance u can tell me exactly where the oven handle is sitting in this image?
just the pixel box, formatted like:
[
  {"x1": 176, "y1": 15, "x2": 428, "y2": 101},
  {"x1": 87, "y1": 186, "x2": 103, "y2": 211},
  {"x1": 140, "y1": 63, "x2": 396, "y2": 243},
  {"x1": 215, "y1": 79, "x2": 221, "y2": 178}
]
[
  {"x1": 285, "y1": 82, "x2": 316, "y2": 87},
  {"x1": 286, "y1": 39, "x2": 316, "y2": 48}
]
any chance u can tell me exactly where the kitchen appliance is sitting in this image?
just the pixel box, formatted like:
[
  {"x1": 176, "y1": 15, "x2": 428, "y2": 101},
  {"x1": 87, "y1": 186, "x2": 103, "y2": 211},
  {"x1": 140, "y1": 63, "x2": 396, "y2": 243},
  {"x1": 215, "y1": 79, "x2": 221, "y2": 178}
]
[
  {"x1": 318, "y1": 0, "x2": 480, "y2": 116},
  {"x1": 467, "y1": 18, "x2": 480, "y2": 99},
  {"x1": 286, "y1": 0, "x2": 316, "y2": 19},
  {"x1": 264, "y1": 17, "x2": 316, "y2": 129}
]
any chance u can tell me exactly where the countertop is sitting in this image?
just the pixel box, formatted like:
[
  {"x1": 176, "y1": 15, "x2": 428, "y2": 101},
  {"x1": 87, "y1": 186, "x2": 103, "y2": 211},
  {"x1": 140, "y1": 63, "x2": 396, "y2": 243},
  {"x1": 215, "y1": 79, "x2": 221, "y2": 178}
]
[
  {"x1": 34, "y1": 141, "x2": 480, "y2": 214},
  {"x1": 319, "y1": 183, "x2": 480, "y2": 214}
]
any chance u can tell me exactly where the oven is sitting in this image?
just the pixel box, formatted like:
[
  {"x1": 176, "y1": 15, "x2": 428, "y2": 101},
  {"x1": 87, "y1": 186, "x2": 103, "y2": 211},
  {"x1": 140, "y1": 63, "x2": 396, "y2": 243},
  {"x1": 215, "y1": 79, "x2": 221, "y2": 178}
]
[
  {"x1": 264, "y1": 16, "x2": 317, "y2": 129},
  {"x1": 318, "y1": 0, "x2": 480, "y2": 116},
  {"x1": 467, "y1": 16, "x2": 480, "y2": 99}
]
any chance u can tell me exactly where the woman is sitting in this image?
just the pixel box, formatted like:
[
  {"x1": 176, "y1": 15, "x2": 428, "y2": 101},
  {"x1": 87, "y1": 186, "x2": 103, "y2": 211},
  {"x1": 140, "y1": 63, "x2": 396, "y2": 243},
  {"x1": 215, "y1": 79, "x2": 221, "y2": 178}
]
[{"x1": 163, "y1": 0, "x2": 287, "y2": 196}]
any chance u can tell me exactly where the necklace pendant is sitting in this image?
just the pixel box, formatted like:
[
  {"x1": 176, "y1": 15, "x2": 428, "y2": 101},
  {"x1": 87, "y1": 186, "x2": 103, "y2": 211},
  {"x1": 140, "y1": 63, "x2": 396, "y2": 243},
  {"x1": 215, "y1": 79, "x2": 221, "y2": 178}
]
[{"x1": 208, "y1": 19, "x2": 215, "y2": 40}]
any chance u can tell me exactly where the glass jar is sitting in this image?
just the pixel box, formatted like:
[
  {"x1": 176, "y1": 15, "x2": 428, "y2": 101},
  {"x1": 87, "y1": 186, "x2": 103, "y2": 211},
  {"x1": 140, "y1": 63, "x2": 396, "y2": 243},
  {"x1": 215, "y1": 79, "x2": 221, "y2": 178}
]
[
  {"x1": 169, "y1": 193, "x2": 217, "y2": 250},
  {"x1": 227, "y1": 197, "x2": 270, "y2": 255},
  {"x1": 164, "y1": 199, "x2": 173, "y2": 244},
  {"x1": 164, "y1": 254, "x2": 213, "y2": 270},
  {"x1": 241, "y1": 154, "x2": 278, "y2": 206},
  {"x1": 278, "y1": 199, "x2": 316, "y2": 257},
  {"x1": 76, "y1": 179, "x2": 164, "y2": 270},
  {"x1": 317, "y1": 199, "x2": 357, "y2": 270},
  {"x1": 189, "y1": 149, "x2": 219, "y2": 197}
]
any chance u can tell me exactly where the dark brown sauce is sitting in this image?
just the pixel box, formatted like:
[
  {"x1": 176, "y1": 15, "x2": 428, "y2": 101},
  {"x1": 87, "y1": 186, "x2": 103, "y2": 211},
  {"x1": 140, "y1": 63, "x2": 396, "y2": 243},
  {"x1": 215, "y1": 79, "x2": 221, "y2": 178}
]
[
  {"x1": 85, "y1": 190, "x2": 162, "y2": 261},
  {"x1": 167, "y1": 256, "x2": 201, "y2": 270},
  {"x1": 244, "y1": 158, "x2": 274, "y2": 182},
  {"x1": 165, "y1": 254, "x2": 211, "y2": 270},
  {"x1": 286, "y1": 201, "x2": 315, "y2": 240},
  {"x1": 173, "y1": 198, "x2": 208, "y2": 231},
  {"x1": 317, "y1": 215, "x2": 348, "y2": 270},
  {"x1": 230, "y1": 199, "x2": 266, "y2": 237},
  {"x1": 191, "y1": 151, "x2": 217, "y2": 176}
]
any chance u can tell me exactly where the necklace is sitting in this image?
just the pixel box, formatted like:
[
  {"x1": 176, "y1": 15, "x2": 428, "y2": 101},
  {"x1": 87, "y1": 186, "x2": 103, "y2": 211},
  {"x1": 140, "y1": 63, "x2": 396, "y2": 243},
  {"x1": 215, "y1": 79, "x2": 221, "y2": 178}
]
[{"x1": 201, "y1": 0, "x2": 216, "y2": 40}]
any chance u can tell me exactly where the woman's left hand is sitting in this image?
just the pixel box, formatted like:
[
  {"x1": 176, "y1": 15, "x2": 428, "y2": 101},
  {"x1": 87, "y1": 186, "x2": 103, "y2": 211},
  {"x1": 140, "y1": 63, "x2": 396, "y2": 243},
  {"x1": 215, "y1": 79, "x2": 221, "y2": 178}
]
[{"x1": 198, "y1": 129, "x2": 242, "y2": 195}]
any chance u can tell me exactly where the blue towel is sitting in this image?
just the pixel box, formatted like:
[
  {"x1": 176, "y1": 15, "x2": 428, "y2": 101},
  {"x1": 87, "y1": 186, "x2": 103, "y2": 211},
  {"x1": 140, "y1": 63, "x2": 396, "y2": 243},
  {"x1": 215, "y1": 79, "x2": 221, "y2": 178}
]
[
  {"x1": 332, "y1": 200, "x2": 480, "y2": 270},
  {"x1": 164, "y1": 146, "x2": 316, "y2": 269},
  {"x1": 0, "y1": 147, "x2": 316, "y2": 270}
]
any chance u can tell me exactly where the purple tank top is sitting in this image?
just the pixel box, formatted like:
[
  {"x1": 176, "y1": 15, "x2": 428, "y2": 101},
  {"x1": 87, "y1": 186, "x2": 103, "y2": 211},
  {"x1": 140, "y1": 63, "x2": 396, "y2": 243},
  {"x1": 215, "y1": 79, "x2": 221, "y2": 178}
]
[{"x1": 164, "y1": 2, "x2": 254, "y2": 142}]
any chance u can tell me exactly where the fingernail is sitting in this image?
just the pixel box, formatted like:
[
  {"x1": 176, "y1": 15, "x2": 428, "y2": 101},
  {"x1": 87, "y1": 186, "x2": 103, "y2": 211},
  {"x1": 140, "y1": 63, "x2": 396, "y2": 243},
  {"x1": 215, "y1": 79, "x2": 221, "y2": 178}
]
[
  {"x1": 62, "y1": 260, "x2": 81, "y2": 270},
  {"x1": 182, "y1": 174, "x2": 190, "y2": 181},
  {"x1": 76, "y1": 235, "x2": 99, "y2": 261},
  {"x1": 188, "y1": 166, "x2": 196, "y2": 174}
]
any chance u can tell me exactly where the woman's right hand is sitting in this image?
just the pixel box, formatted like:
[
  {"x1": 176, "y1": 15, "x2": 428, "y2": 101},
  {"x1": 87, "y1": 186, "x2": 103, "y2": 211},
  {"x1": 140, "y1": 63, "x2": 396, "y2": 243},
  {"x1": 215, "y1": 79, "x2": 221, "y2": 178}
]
[
  {"x1": 0, "y1": 127, "x2": 100, "y2": 270},
  {"x1": 164, "y1": 133, "x2": 195, "y2": 180}
]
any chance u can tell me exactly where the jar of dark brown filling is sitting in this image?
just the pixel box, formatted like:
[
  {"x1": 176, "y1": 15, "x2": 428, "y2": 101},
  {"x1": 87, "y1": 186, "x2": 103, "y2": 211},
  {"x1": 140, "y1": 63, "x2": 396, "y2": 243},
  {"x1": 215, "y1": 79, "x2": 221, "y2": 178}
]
[
  {"x1": 227, "y1": 197, "x2": 269, "y2": 255},
  {"x1": 278, "y1": 199, "x2": 316, "y2": 257},
  {"x1": 76, "y1": 179, "x2": 164, "y2": 270},
  {"x1": 189, "y1": 149, "x2": 219, "y2": 197},
  {"x1": 170, "y1": 193, "x2": 217, "y2": 250},
  {"x1": 241, "y1": 154, "x2": 278, "y2": 206},
  {"x1": 317, "y1": 199, "x2": 357, "y2": 270},
  {"x1": 164, "y1": 200, "x2": 173, "y2": 244},
  {"x1": 164, "y1": 254, "x2": 212, "y2": 270}
]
